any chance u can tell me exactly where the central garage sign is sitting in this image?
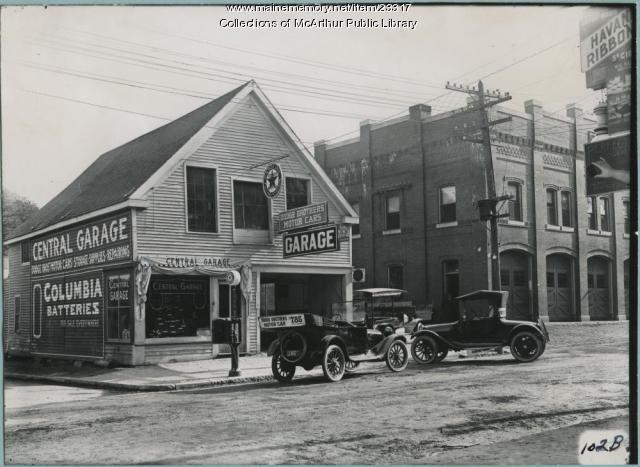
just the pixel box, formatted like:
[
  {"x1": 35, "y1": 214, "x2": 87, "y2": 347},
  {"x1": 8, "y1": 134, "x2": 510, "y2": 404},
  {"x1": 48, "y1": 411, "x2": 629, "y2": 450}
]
[{"x1": 283, "y1": 224, "x2": 339, "y2": 258}]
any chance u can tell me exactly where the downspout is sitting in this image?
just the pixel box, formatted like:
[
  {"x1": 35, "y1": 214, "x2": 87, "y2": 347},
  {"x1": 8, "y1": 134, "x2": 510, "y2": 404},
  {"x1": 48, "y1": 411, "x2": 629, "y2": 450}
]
[{"x1": 368, "y1": 126, "x2": 376, "y2": 286}]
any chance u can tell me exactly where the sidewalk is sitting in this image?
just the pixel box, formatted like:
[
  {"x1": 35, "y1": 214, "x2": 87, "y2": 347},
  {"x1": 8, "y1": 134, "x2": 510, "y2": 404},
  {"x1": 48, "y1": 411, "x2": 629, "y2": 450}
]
[
  {"x1": 4, "y1": 320, "x2": 627, "y2": 392},
  {"x1": 5, "y1": 354, "x2": 283, "y2": 391}
]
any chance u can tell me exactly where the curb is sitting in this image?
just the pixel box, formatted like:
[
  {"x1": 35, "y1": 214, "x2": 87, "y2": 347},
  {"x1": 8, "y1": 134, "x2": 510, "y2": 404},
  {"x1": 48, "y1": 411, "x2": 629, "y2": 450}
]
[{"x1": 5, "y1": 372, "x2": 275, "y2": 392}]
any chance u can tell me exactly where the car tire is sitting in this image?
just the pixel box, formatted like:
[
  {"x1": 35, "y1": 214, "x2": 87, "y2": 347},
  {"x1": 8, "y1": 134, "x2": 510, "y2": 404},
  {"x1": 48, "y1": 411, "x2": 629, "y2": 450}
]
[
  {"x1": 386, "y1": 340, "x2": 409, "y2": 372},
  {"x1": 271, "y1": 351, "x2": 296, "y2": 383},
  {"x1": 411, "y1": 335, "x2": 438, "y2": 364},
  {"x1": 279, "y1": 331, "x2": 307, "y2": 364},
  {"x1": 510, "y1": 330, "x2": 544, "y2": 363},
  {"x1": 345, "y1": 360, "x2": 360, "y2": 373},
  {"x1": 435, "y1": 347, "x2": 449, "y2": 362},
  {"x1": 322, "y1": 344, "x2": 346, "y2": 382}
]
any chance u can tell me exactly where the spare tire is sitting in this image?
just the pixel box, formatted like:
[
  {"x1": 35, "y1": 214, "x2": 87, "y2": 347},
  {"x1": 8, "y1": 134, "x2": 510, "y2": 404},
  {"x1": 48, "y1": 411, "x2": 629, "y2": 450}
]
[{"x1": 279, "y1": 331, "x2": 307, "y2": 364}]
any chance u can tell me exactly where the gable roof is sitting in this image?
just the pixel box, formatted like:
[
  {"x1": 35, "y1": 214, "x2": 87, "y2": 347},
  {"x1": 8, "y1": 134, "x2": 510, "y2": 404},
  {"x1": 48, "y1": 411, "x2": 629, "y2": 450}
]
[{"x1": 8, "y1": 82, "x2": 249, "y2": 241}]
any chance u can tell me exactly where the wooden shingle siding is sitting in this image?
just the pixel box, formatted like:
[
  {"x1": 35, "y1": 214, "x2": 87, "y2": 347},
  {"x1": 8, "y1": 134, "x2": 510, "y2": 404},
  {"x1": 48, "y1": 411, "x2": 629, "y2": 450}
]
[
  {"x1": 136, "y1": 93, "x2": 351, "y2": 268},
  {"x1": 5, "y1": 244, "x2": 32, "y2": 354}
]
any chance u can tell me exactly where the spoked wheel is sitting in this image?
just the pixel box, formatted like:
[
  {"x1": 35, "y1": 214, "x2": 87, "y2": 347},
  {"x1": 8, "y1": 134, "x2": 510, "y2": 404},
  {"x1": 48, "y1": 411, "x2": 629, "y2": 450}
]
[
  {"x1": 386, "y1": 340, "x2": 409, "y2": 372},
  {"x1": 322, "y1": 344, "x2": 346, "y2": 382},
  {"x1": 510, "y1": 331, "x2": 544, "y2": 363},
  {"x1": 411, "y1": 336, "x2": 438, "y2": 364},
  {"x1": 271, "y1": 351, "x2": 296, "y2": 383},
  {"x1": 345, "y1": 359, "x2": 360, "y2": 373},
  {"x1": 435, "y1": 347, "x2": 449, "y2": 362}
]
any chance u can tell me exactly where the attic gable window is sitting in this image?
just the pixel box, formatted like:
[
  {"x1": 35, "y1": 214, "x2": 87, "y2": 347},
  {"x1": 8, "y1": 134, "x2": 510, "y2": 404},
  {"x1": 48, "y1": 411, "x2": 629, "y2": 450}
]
[{"x1": 186, "y1": 166, "x2": 218, "y2": 233}]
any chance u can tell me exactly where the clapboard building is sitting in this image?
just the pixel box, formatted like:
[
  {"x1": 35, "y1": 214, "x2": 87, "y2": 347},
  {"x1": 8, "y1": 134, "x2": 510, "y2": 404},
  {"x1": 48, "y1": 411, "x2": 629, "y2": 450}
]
[
  {"x1": 316, "y1": 99, "x2": 631, "y2": 322},
  {"x1": 3, "y1": 81, "x2": 357, "y2": 365}
]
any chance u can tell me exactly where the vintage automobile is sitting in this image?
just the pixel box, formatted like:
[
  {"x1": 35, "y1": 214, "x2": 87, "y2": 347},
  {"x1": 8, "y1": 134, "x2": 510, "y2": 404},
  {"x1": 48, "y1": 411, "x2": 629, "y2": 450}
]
[
  {"x1": 410, "y1": 290, "x2": 549, "y2": 364},
  {"x1": 350, "y1": 288, "x2": 416, "y2": 330},
  {"x1": 259, "y1": 313, "x2": 409, "y2": 383}
]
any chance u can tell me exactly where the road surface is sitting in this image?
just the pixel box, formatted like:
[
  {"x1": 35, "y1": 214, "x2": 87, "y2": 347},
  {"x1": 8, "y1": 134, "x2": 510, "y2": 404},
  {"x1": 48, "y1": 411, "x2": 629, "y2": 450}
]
[{"x1": 4, "y1": 322, "x2": 630, "y2": 464}]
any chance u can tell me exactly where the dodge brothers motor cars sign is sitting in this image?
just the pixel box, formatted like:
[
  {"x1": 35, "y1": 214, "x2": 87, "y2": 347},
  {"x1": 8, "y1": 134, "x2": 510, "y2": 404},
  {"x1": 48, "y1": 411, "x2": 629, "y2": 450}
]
[
  {"x1": 283, "y1": 224, "x2": 339, "y2": 258},
  {"x1": 274, "y1": 201, "x2": 328, "y2": 233}
]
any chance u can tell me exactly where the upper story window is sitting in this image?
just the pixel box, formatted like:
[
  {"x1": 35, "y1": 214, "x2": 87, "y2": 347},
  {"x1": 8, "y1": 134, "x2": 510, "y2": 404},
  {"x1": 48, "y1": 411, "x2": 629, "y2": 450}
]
[
  {"x1": 388, "y1": 265, "x2": 404, "y2": 289},
  {"x1": 546, "y1": 188, "x2": 558, "y2": 225},
  {"x1": 623, "y1": 200, "x2": 630, "y2": 235},
  {"x1": 599, "y1": 196, "x2": 610, "y2": 232},
  {"x1": 352, "y1": 202, "x2": 360, "y2": 237},
  {"x1": 286, "y1": 178, "x2": 310, "y2": 210},
  {"x1": 439, "y1": 185, "x2": 456, "y2": 224},
  {"x1": 506, "y1": 182, "x2": 522, "y2": 222},
  {"x1": 234, "y1": 181, "x2": 269, "y2": 230},
  {"x1": 21, "y1": 240, "x2": 30, "y2": 264},
  {"x1": 560, "y1": 191, "x2": 572, "y2": 227},
  {"x1": 587, "y1": 196, "x2": 598, "y2": 230},
  {"x1": 385, "y1": 192, "x2": 401, "y2": 231},
  {"x1": 186, "y1": 166, "x2": 218, "y2": 233}
]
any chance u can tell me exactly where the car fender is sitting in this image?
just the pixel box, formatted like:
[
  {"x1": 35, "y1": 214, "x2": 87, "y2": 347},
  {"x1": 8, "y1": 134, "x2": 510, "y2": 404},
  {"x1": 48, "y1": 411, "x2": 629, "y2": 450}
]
[
  {"x1": 320, "y1": 335, "x2": 347, "y2": 355},
  {"x1": 508, "y1": 323, "x2": 547, "y2": 345},
  {"x1": 377, "y1": 334, "x2": 407, "y2": 355},
  {"x1": 412, "y1": 329, "x2": 452, "y2": 348},
  {"x1": 266, "y1": 339, "x2": 280, "y2": 357}
]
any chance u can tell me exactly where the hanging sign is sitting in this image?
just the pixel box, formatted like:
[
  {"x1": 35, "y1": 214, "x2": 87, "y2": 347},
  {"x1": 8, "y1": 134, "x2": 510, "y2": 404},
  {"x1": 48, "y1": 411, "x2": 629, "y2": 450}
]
[
  {"x1": 274, "y1": 201, "x2": 328, "y2": 233},
  {"x1": 585, "y1": 134, "x2": 630, "y2": 195},
  {"x1": 263, "y1": 163, "x2": 283, "y2": 198},
  {"x1": 283, "y1": 224, "x2": 339, "y2": 258}
]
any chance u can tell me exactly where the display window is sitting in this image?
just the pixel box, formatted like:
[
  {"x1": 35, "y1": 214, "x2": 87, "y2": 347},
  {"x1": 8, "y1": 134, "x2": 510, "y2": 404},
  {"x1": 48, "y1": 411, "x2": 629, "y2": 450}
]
[
  {"x1": 146, "y1": 275, "x2": 210, "y2": 338},
  {"x1": 106, "y1": 270, "x2": 132, "y2": 342}
]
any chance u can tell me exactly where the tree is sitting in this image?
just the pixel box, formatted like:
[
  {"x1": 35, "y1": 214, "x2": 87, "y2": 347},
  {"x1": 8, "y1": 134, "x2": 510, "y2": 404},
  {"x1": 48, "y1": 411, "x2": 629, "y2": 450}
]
[{"x1": 3, "y1": 190, "x2": 39, "y2": 237}]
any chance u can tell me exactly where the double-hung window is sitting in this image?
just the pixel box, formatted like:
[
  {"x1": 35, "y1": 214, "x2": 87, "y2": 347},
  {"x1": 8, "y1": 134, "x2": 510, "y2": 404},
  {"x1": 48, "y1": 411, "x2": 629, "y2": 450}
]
[
  {"x1": 234, "y1": 181, "x2": 269, "y2": 230},
  {"x1": 385, "y1": 192, "x2": 401, "y2": 231},
  {"x1": 186, "y1": 166, "x2": 217, "y2": 233},
  {"x1": 560, "y1": 191, "x2": 572, "y2": 227},
  {"x1": 388, "y1": 265, "x2": 404, "y2": 289},
  {"x1": 507, "y1": 182, "x2": 522, "y2": 222},
  {"x1": 439, "y1": 185, "x2": 457, "y2": 224},
  {"x1": 546, "y1": 188, "x2": 558, "y2": 225},
  {"x1": 286, "y1": 178, "x2": 310, "y2": 210},
  {"x1": 599, "y1": 197, "x2": 611, "y2": 232}
]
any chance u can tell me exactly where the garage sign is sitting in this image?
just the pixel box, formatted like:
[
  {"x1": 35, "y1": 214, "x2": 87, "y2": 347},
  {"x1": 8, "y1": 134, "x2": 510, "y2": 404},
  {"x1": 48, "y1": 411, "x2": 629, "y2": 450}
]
[{"x1": 283, "y1": 224, "x2": 339, "y2": 258}]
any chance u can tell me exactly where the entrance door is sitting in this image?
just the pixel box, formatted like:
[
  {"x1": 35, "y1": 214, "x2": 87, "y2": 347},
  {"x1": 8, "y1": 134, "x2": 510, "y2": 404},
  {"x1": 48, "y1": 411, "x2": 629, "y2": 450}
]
[
  {"x1": 500, "y1": 251, "x2": 531, "y2": 320},
  {"x1": 624, "y1": 259, "x2": 629, "y2": 319},
  {"x1": 546, "y1": 255, "x2": 573, "y2": 321},
  {"x1": 588, "y1": 256, "x2": 611, "y2": 320}
]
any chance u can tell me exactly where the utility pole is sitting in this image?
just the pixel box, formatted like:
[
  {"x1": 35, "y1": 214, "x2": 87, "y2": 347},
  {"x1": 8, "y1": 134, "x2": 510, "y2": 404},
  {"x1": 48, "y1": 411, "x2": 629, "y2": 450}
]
[{"x1": 445, "y1": 80, "x2": 512, "y2": 290}]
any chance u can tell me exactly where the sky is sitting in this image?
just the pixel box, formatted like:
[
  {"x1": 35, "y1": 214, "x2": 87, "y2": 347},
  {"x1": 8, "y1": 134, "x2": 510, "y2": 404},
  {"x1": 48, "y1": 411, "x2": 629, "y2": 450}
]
[{"x1": 1, "y1": 4, "x2": 607, "y2": 207}]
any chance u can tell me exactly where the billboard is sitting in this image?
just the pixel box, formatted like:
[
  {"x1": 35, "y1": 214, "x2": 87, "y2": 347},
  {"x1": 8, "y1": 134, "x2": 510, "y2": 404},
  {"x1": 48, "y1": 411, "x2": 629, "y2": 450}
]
[
  {"x1": 585, "y1": 134, "x2": 630, "y2": 195},
  {"x1": 32, "y1": 270, "x2": 105, "y2": 357},
  {"x1": 30, "y1": 211, "x2": 132, "y2": 276},
  {"x1": 580, "y1": 8, "x2": 632, "y2": 90}
]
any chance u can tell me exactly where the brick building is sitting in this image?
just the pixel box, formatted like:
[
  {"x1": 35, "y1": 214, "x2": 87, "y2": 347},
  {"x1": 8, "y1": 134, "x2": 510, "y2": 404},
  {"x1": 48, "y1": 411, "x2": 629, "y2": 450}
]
[{"x1": 316, "y1": 99, "x2": 631, "y2": 322}]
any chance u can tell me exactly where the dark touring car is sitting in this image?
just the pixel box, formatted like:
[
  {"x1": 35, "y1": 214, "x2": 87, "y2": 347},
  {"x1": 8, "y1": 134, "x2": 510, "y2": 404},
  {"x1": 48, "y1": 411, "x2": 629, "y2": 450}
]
[
  {"x1": 410, "y1": 290, "x2": 549, "y2": 364},
  {"x1": 259, "y1": 313, "x2": 409, "y2": 383}
]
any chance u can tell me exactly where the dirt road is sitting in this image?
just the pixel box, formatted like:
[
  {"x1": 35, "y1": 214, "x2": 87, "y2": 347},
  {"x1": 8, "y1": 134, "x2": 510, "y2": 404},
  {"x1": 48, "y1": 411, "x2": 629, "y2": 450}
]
[{"x1": 4, "y1": 322, "x2": 630, "y2": 464}]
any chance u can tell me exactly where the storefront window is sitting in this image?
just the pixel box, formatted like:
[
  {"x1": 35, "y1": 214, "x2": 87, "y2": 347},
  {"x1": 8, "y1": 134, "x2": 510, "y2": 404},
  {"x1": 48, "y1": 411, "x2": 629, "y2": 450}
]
[
  {"x1": 106, "y1": 271, "x2": 131, "y2": 341},
  {"x1": 234, "y1": 181, "x2": 269, "y2": 230},
  {"x1": 146, "y1": 275, "x2": 210, "y2": 339}
]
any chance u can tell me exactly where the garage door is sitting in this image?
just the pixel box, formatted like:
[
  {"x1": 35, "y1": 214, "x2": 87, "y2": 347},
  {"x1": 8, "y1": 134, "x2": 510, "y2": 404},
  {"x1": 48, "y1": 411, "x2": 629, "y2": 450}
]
[
  {"x1": 588, "y1": 256, "x2": 611, "y2": 320},
  {"x1": 546, "y1": 254, "x2": 574, "y2": 321},
  {"x1": 500, "y1": 251, "x2": 531, "y2": 320}
]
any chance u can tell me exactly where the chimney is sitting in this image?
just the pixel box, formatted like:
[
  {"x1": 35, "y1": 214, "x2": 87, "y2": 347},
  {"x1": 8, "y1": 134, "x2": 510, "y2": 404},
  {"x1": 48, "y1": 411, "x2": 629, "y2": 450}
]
[
  {"x1": 524, "y1": 99, "x2": 543, "y2": 115},
  {"x1": 409, "y1": 104, "x2": 432, "y2": 121},
  {"x1": 565, "y1": 103, "x2": 584, "y2": 119}
]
